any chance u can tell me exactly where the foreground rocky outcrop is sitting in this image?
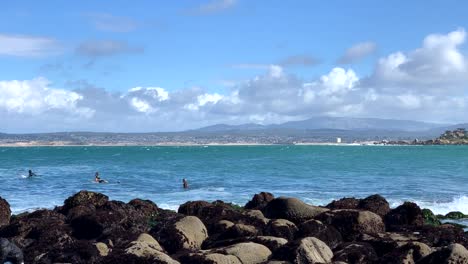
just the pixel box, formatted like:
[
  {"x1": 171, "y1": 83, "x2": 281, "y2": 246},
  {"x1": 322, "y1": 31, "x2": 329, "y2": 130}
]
[{"x1": 0, "y1": 191, "x2": 467, "y2": 263}]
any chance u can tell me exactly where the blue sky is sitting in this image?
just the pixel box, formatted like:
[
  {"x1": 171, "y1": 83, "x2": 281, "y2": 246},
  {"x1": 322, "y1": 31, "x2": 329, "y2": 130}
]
[{"x1": 1, "y1": 1, "x2": 468, "y2": 132}]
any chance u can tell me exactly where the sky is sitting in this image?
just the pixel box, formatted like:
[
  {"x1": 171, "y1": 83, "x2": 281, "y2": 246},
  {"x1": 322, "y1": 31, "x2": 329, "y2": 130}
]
[{"x1": 1, "y1": 0, "x2": 468, "y2": 133}]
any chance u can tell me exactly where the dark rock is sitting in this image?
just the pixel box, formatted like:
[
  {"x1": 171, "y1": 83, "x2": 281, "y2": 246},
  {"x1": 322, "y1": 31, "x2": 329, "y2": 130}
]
[
  {"x1": 419, "y1": 224, "x2": 468, "y2": 247},
  {"x1": 297, "y1": 220, "x2": 343, "y2": 249},
  {"x1": 264, "y1": 219, "x2": 298, "y2": 241},
  {"x1": 274, "y1": 237, "x2": 333, "y2": 264},
  {"x1": 128, "y1": 199, "x2": 159, "y2": 218},
  {"x1": 422, "y1": 208, "x2": 442, "y2": 226},
  {"x1": 221, "y1": 224, "x2": 259, "y2": 239},
  {"x1": 62, "y1": 190, "x2": 109, "y2": 214},
  {"x1": 178, "y1": 200, "x2": 212, "y2": 216},
  {"x1": 380, "y1": 241, "x2": 432, "y2": 264},
  {"x1": 71, "y1": 214, "x2": 103, "y2": 239},
  {"x1": 384, "y1": 202, "x2": 424, "y2": 231},
  {"x1": 316, "y1": 209, "x2": 385, "y2": 241},
  {"x1": 333, "y1": 242, "x2": 378, "y2": 264},
  {"x1": 326, "y1": 197, "x2": 360, "y2": 210},
  {"x1": 0, "y1": 238, "x2": 24, "y2": 264},
  {"x1": 358, "y1": 194, "x2": 390, "y2": 217},
  {"x1": 245, "y1": 192, "x2": 275, "y2": 210},
  {"x1": 263, "y1": 197, "x2": 328, "y2": 224},
  {"x1": 0, "y1": 196, "x2": 11, "y2": 227}
]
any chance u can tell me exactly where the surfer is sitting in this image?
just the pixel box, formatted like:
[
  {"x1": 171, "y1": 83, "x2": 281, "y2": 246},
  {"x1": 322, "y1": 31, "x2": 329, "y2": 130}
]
[
  {"x1": 182, "y1": 178, "x2": 189, "y2": 189},
  {"x1": 28, "y1": 170, "x2": 36, "y2": 177},
  {"x1": 95, "y1": 172, "x2": 106, "y2": 183}
]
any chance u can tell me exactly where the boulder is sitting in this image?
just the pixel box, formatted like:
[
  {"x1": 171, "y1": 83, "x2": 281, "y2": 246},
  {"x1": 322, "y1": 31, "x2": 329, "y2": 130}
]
[
  {"x1": 221, "y1": 224, "x2": 259, "y2": 239},
  {"x1": 358, "y1": 194, "x2": 390, "y2": 217},
  {"x1": 419, "y1": 224, "x2": 467, "y2": 247},
  {"x1": 252, "y1": 236, "x2": 288, "y2": 252},
  {"x1": 326, "y1": 197, "x2": 360, "y2": 210},
  {"x1": 156, "y1": 216, "x2": 208, "y2": 253},
  {"x1": 418, "y1": 243, "x2": 468, "y2": 264},
  {"x1": 214, "y1": 242, "x2": 272, "y2": 264},
  {"x1": 384, "y1": 202, "x2": 424, "y2": 231},
  {"x1": 444, "y1": 211, "x2": 468, "y2": 220},
  {"x1": 0, "y1": 197, "x2": 11, "y2": 227},
  {"x1": 245, "y1": 192, "x2": 275, "y2": 210},
  {"x1": 316, "y1": 209, "x2": 385, "y2": 241},
  {"x1": 128, "y1": 199, "x2": 159, "y2": 218},
  {"x1": 380, "y1": 241, "x2": 432, "y2": 263},
  {"x1": 62, "y1": 190, "x2": 108, "y2": 213},
  {"x1": 265, "y1": 219, "x2": 298, "y2": 240},
  {"x1": 263, "y1": 197, "x2": 329, "y2": 224},
  {"x1": 178, "y1": 200, "x2": 212, "y2": 216},
  {"x1": 297, "y1": 219, "x2": 343, "y2": 249},
  {"x1": 278, "y1": 237, "x2": 333, "y2": 264},
  {"x1": 243, "y1": 210, "x2": 270, "y2": 226},
  {"x1": 333, "y1": 242, "x2": 378, "y2": 264},
  {"x1": 214, "y1": 220, "x2": 235, "y2": 233}
]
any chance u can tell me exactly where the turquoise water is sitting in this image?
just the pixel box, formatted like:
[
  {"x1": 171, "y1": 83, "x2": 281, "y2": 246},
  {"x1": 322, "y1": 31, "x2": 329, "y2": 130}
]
[{"x1": 1, "y1": 145, "x2": 467, "y2": 216}]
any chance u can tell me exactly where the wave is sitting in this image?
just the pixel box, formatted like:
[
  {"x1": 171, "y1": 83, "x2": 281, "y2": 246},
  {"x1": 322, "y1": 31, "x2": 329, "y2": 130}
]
[{"x1": 410, "y1": 196, "x2": 468, "y2": 215}]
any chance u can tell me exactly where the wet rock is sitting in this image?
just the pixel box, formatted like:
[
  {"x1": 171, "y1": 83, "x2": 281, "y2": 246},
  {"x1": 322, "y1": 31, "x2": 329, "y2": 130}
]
[
  {"x1": 358, "y1": 194, "x2": 390, "y2": 217},
  {"x1": 297, "y1": 219, "x2": 343, "y2": 249},
  {"x1": 385, "y1": 202, "x2": 424, "y2": 231},
  {"x1": 0, "y1": 196, "x2": 11, "y2": 227},
  {"x1": 0, "y1": 238, "x2": 24, "y2": 264},
  {"x1": 263, "y1": 197, "x2": 329, "y2": 224},
  {"x1": 213, "y1": 242, "x2": 272, "y2": 264},
  {"x1": 265, "y1": 219, "x2": 298, "y2": 241},
  {"x1": 326, "y1": 197, "x2": 360, "y2": 210},
  {"x1": 156, "y1": 215, "x2": 208, "y2": 253},
  {"x1": 418, "y1": 243, "x2": 468, "y2": 264},
  {"x1": 245, "y1": 192, "x2": 275, "y2": 210},
  {"x1": 316, "y1": 209, "x2": 385, "y2": 241},
  {"x1": 333, "y1": 242, "x2": 378, "y2": 264},
  {"x1": 419, "y1": 224, "x2": 467, "y2": 247}
]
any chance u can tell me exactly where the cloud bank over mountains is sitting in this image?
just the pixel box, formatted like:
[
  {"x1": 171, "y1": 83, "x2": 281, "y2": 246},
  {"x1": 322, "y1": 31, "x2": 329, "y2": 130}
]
[{"x1": 1, "y1": 29, "x2": 467, "y2": 132}]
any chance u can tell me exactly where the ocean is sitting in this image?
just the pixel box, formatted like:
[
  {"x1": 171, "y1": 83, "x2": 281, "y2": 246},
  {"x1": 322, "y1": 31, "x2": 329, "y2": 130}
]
[{"x1": 1, "y1": 145, "x2": 467, "y2": 218}]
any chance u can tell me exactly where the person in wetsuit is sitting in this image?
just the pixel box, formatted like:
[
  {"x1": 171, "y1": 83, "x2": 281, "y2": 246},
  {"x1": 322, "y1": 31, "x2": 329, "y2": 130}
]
[
  {"x1": 28, "y1": 170, "x2": 36, "y2": 177},
  {"x1": 95, "y1": 172, "x2": 106, "y2": 183},
  {"x1": 182, "y1": 178, "x2": 189, "y2": 189}
]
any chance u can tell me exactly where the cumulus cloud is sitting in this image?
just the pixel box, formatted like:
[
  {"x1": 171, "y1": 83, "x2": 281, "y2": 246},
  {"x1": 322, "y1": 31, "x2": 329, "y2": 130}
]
[
  {"x1": 76, "y1": 40, "x2": 143, "y2": 58},
  {"x1": 338, "y1": 41, "x2": 377, "y2": 64},
  {"x1": 84, "y1": 13, "x2": 138, "y2": 32},
  {"x1": 187, "y1": 0, "x2": 237, "y2": 15},
  {"x1": 0, "y1": 34, "x2": 62, "y2": 57},
  {"x1": 2, "y1": 28, "x2": 468, "y2": 132}
]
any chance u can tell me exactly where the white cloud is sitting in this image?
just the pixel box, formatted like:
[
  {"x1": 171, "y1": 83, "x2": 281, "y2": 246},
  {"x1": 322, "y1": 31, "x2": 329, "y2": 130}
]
[
  {"x1": 0, "y1": 34, "x2": 61, "y2": 57},
  {"x1": 338, "y1": 41, "x2": 377, "y2": 64}
]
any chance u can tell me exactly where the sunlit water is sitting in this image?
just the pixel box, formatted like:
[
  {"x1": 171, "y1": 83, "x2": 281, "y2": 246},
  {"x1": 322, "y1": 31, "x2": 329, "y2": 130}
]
[{"x1": 1, "y1": 145, "x2": 467, "y2": 218}]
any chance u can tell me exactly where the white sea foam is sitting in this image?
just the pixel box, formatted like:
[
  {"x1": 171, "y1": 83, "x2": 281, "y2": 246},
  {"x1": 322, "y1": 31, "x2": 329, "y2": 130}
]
[{"x1": 412, "y1": 196, "x2": 468, "y2": 215}]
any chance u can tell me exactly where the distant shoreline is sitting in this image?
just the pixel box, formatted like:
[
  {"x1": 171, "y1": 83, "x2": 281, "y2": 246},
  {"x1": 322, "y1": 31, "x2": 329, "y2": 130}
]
[{"x1": 0, "y1": 141, "x2": 376, "y2": 147}]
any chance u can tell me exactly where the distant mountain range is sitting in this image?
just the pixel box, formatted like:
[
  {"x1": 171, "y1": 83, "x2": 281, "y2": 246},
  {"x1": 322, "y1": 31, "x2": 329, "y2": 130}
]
[{"x1": 194, "y1": 117, "x2": 452, "y2": 133}]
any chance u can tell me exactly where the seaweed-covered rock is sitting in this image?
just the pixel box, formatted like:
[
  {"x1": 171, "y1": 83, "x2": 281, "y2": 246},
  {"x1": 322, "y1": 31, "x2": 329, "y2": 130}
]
[
  {"x1": 0, "y1": 197, "x2": 11, "y2": 227},
  {"x1": 245, "y1": 192, "x2": 275, "y2": 210},
  {"x1": 444, "y1": 211, "x2": 468, "y2": 220},
  {"x1": 422, "y1": 208, "x2": 442, "y2": 226},
  {"x1": 358, "y1": 194, "x2": 390, "y2": 217},
  {"x1": 384, "y1": 202, "x2": 424, "y2": 231},
  {"x1": 263, "y1": 197, "x2": 328, "y2": 224},
  {"x1": 316, "y1": 209, "x2": 385, "y2": 241},
  {"x1": 326, "y1": 198, "x2": 360, "y2": 210},
  {"x1": 62, "y1": 190, "x2": 108, "y2": 213}
]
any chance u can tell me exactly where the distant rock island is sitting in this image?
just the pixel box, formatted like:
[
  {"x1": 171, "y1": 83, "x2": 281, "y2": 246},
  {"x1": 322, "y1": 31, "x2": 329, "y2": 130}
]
[{"x1": 380, "y1": 128, "x2": 468, "y2": 145}]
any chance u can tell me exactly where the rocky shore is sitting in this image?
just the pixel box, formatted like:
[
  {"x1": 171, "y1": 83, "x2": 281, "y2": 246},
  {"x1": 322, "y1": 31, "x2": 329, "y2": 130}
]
[{"x1": 1, "y1": 191, "x2": 468, "y2": 264}]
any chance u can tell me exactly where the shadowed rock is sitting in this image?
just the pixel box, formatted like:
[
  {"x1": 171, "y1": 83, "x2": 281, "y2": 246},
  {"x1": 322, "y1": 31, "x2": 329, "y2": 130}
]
[
  {"x1": 0, "y1": 197, "x2": 11, "y2": 227},
  {"x1": 245, "y1": 192, "x2": 275, "y2": 210}
]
